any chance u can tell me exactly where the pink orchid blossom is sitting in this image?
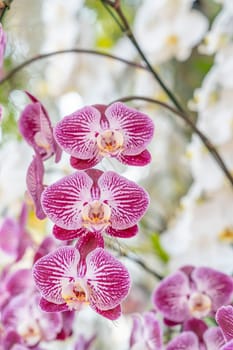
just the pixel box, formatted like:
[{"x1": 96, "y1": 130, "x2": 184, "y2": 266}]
[
  {"x1": 153, "y1": 266, "x2": 233, "y2": 324},
  {"x1": 0, "y1": 204, "x2": 31, "y2": 267},
  {"x1": 33, "y1": 232, "x2": 131, "y2": 320},
  {"x1": 41, "y1": 169, "x2": 149, "y2": 240},
  {"x1": 1, "y1": 292, "x2": 63, "y2": 348},
  {"x1": 216, "y1": 305, "x2": 233, "y2": 350},
  {"x1": 18, "y1": 92, "x2": 61, "y2": 162},
  {"x1": 0, "y1": 268, "x2": 74, "y2": 349},
  {"x1": 54, "y1": 102, "x2": 154, "y2": 169},
  {"x1": 129, "y1": 311, "x2": 162, "y2": 350}
]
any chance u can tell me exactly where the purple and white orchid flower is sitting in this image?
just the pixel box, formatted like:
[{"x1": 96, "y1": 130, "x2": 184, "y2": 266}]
[
  {"x1": 54, "y1": 102, "x2": 154, "y2": 169},
  {"x1": 129, "y1": 311, "x2": 162, "y2": 350},
  {"x1": 153, "y1": 266, "x2": 233, "y2": 324},
  {"x1": 18, "y1": 92, "x2": 61, "y2": 162},
  {"x1": 33, "y1": 232, "x2": 131, "y2": 320},
  {"x1": 41, "y1": 169, "x2": 149, "y2": 240}
]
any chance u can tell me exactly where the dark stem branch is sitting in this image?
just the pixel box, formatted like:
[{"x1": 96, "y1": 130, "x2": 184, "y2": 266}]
[
  {"x1": 0, "y1": 0, "x2": 13, "y2": 22},
  {"x1": 112, "y1": 95, "x2": 233, "y2": 188},
  {"x1": 0, "y1": 48, "x2": 148, "y2": 85},
  {"x1": 109, "y1": 242, "x2": 163, "y2": 280},
  {"x1": 101, "y1": 0, "x2": 185, "y2": 113}
]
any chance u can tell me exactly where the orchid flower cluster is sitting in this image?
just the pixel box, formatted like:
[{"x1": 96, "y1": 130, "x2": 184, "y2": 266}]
[{"x1": 18, "y1": 93, "x2": 154, "y2": 323}]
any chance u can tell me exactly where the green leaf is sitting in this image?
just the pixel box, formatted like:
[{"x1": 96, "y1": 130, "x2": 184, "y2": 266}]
[{"x1": 150, "y1": 232, "x2": 170, "y2": 263}]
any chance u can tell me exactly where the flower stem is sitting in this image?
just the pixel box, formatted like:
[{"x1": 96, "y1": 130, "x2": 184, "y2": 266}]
[
  {"x1": 101, "y1": 0, "x2": 185, "y2": 113},
  {"x1": 112, "y1": 95, "x2": 233, "y2": 188},
  {"x1": 0, "y1": 48, "x2": 148, "y2": 85},
  {"x1": 0, "y1": 0, "x2": 13, "y2": 22}
]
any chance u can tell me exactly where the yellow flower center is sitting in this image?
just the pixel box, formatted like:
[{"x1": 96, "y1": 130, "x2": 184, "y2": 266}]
[
  {"x1": 96, "y1": 129, "x2": 124, "y2": 156},
  {"x1": 81, "y1": 200, "x2": 111, "y2": 232},
  {"x1": 62, "y1": 282, "x2": 89, "y2": 310},
  {"x1": 188, "y1": 292, "x2": 212, "y2": 318},
  {"x1": 218, "y1": 227, "x2": 233, "y2": 244},
  {"x1": 166, "y1": 34, "x2": 179, "y2": 46}
]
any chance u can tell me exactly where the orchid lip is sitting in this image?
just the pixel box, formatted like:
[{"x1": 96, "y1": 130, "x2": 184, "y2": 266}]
[
  {"x1": 96, "y1": 129, "x2": 124, "y2": 156},
  {"x1": 188, "y1": 292, "x2": 212, "y2": 318},
  {"x1": 61, "y1": 280, "x2": 89, "y2": 310},
  {"x1": 81, "y1": 200, "x2": 111, "y2": 232}
]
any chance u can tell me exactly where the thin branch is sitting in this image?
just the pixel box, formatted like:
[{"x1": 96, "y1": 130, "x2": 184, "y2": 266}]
[
  {"x1": 0, "y1": 48, "x2": 148, "y2": 85},
  {"x1": 112, "y1": 95, "x2": 233, "y2": 188},
  {"x1": 0, "y1": 0, "x2": 13, "y2": 22},
  {"x1": 101, "y1": 0, "x2": 185, "y2": 113},
  {"x1": 109, "y1": 242, "x2": 163, "y2": 280}
]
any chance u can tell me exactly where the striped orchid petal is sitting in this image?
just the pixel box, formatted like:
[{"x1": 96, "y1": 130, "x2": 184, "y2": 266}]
[
  {"x1": 53, "y1": 225, "x2": 87, "y2": 241},
  {"x1": 41, "y1": 171, "x2": 93, "y2": 229},
  {"x1": 85, "y1": 247, "x2": 131, "y2": 311},
  {"x1": 54, "y1": 106, "x2": 102, "y2": 159},
  {"x1": 216, "y1": 305, "x2": 233, "y2": 342},
  {"x1": 99, "y1": 171, "x2": 149, "y2": 230},
  {"x1": 105, "y1": 102, "x2": 154, "y2": 156},
  {"x1": 33, "y1": 246, "x2": 80, "y2": 304}
]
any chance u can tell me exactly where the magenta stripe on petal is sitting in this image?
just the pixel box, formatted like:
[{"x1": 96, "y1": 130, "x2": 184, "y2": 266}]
[
  {"x1": 85, "y1": 248, "x2": 130, "y2": 311},
  {"x1": 92, "y1": 304, "x2": 122, "y2": 320},
  {"x1": 70, "y1": 154, "x2": 102, "y2": 170},
  {"x1": 54, "y1": 106, "x2": 102, "y2": 159},
  {"x1": 40, "y1": 297, "x2": 69, "y2": 312},
  {"x1": 118, "y1": 149, "x2": 152, "y2": 166},
  {"x1": 53, "y1": 225, "x2": 87, "y2": 241},
  {"x1": 216, "y1": 305, "x2": 233, "y2": 342},
  {"x1": 105, "y1": 102, "x2": 154, "y2": 156},
  {"x1": 33, "y1": 246, "x2": 80, "y2": 304},
  {"x1": 99, "y1": 171, "x2": 149, "y2": 230},
  {"x1": 192, "y1": 267, "x2": 233, "y2": 311},
  {"x1": 106, "y1": 225, "x2": 138, "y2": 238},
  {"x1": 41, "y1": 171, "x2": 93, "y2": 229}
]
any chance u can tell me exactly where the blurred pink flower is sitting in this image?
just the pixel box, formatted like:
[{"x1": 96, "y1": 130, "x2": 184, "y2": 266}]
[
  {"x1": 129, "y1": 311, "x2": 162, "y2": 350},
  {"x1": 153, "y1": 266, "x2": 233, "y2": 324}
]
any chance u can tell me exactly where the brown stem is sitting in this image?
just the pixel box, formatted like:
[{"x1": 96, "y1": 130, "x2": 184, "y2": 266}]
[
  {"x1": 108, "y1": 242, "x2": 163, "y2": 280},
  {"x1": 112, "y1": 95, "x2": 233, "y2": 188},
  {"x1": 101, "y1": 0, "x2": 185, "y2": 113},
  {"x1": 0, "y1": 48, "x2": 148, "y2": 85},
  {"x1": 0, "y1": 0, "x2": 13, "y2": 22}
]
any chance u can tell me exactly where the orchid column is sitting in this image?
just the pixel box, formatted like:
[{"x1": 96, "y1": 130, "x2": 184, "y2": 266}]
[{"x1": 32, "y1": 101, "x2": 154, "y2": 320}]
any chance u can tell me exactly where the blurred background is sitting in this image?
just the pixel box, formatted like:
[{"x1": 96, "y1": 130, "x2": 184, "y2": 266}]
[{"x1": 0, "y1": 0, "x2": 232, "y2": 349}]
